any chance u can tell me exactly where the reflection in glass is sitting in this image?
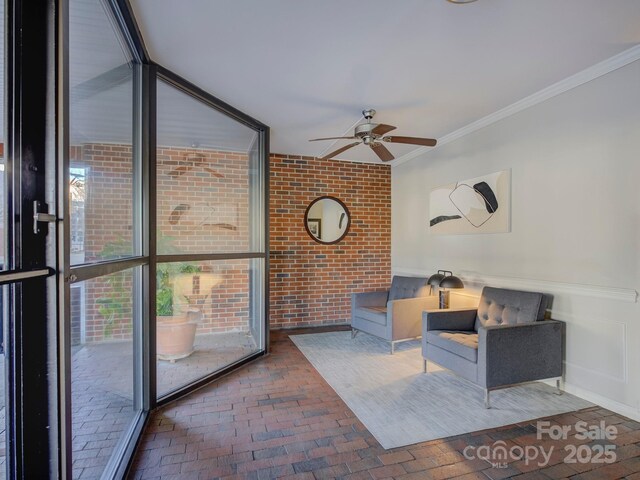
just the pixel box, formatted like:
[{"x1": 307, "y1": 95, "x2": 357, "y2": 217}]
[
  {"x1": 156, "y1": 259, "x2": 263, "y2": 398},
  {"x1": 156, "y1": 80, "x2": 262, "y2": 255},
  {"x1": 71, "y1": 268, "x2": 139, "y2": 479},
  {"x1": 305, "y1": 197, "x2": 350, "y2": 243},
  {"x1": 69, "y1": 0, "x2": 136, "y2": 265},
  {"x1": 0, "y1": 0, "x2": 6, "y2": 474}
]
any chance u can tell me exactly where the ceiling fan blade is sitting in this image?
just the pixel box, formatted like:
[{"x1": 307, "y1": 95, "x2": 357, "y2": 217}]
[
  {"x1": 371, "y1": 123, "x2": 397, "y2": 136},
  {"x1": 370, "y1": 143, "x2": 395, "y2": 162},
  {"x1": 383, "y1": 136, "x2": 437, "y2": 147},
  {"x1": 319, "y1": 141, "x2": 361, "y2": 160},
  {"x1": 309, "y1": 136, "x2": 356, "y2": 142}
]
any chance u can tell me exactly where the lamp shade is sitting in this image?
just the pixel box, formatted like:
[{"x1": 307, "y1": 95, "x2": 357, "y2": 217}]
[
  {"x1": 439, "y1": 275, "x2": 464, "y2": 289},
  {"x1": 428, "y1": 273, "x2": 445, "y2": 287}
]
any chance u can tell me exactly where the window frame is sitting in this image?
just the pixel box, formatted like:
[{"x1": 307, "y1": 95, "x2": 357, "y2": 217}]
[
  {"x1": 58, "y1": 0, "x2": 149, "y2": 478},
  {"x1": 151, "y1": 66, "x2": 270, "y2": 406}
]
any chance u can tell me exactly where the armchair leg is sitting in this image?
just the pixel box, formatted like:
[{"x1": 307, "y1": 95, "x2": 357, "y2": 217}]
[
  {"x1": 484, "y1": 390, "x2": 491, "y2": 409},
  {"x1": 555, "y1": 378, "x2": 564, "y2": 395},
  {"x1": 423, "y1": 359, "x2": 427, "y2": 373},
  {"x1": 351, "y1": 328, "x2": 358, "y2": 339}
]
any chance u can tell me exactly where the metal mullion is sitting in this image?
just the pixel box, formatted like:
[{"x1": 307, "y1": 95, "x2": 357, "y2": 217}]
[
  {"x1": 156, "y1": 252, "x2": 265, "y2": 264},
  {"x1": 56, "y1": 0, "x2": 72, "y2": 475},
  {"x1": 157, "y1": 350, "x2": 266, "y2": 406},
  {"x1": 69, "y1": 256, "x2": 148, "y2": 283},
  {"x1": 263, "y1": 126, "x2": 271, "y2": 353},
  {"x1": 155, "y1": 66, "x2": 268, "y2": 133},
  {"x1": 146, "y1": 63, "x2": 157, "y2": 408},
  {"x1": 112, "y1": 0, "x2": 150, "y2": 63}
]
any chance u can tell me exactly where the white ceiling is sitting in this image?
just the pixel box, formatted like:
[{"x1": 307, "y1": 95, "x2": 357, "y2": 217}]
[{"x1": 133, "y1": 1, "x2": 640, "y2": 162}]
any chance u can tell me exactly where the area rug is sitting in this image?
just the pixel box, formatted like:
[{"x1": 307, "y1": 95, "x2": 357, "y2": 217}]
[{"x1": 290, "y1": 331, "x2": 593, "y2": 449}]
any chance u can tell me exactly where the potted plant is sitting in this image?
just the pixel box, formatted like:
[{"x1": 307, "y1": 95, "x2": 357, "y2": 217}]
[
  {"x1": 97, "y1": 233, "x2": 207, "y2": 361},
  {"x1": 156, "y1": 261, "x2": 201, "y2": 362}
]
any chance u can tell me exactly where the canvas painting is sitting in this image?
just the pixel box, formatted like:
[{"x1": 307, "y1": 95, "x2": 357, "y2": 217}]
[{"x1": 429, "y1": 169, "x2": 511, "y2": 235}]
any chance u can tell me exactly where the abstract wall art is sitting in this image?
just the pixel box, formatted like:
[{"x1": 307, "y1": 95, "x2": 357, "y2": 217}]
[{"x1": 429, "y1": 169, "x2": 511, "y2": 235}]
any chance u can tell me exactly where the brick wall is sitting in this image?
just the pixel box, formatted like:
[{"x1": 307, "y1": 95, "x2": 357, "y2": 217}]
[
  {"x1": 69, "y1": 146, "x2": 392, "y2": 341},
  {"x1": 269, "y1": 154, "x2": 392, "y2": 329},
  {"x1": 72, "y1": 144, "x2": 251, "y2": 342},
  {"x1": 156, "y1": 147, "x2": 250, "y2": 254}
]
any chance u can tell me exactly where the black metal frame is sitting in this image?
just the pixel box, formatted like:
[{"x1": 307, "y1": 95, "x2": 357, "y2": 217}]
[
  {"x1": 4, "y1": 0, "x2": 59, "y2": 477},
  {"x1": 58, "y1": 0, "x2": 151, "y2": 478},
  {"x1": 151, "y1": 66, "x2": 270, "y2": 406}
]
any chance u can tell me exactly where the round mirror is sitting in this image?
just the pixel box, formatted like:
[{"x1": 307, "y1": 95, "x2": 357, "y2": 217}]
[{"x1": 304, "y1": 196, "x2": 351, "y2": 244}]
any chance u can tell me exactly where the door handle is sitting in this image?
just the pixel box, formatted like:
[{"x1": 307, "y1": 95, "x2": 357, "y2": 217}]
[
  {"x1": 33, "y1": 200, "x2": 57, "y2": 234},
  {"x1": 0, "y1": 267, "x2": 55, "y2": 285}
]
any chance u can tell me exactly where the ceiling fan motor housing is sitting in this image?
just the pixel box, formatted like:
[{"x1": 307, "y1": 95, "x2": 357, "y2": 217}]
[{"x1": 355, "y1": 122, "x2": 377, "y2": 144}]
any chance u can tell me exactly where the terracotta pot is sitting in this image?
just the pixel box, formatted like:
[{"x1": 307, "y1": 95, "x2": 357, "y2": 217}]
[{"x1": 157, "y1": 313, "x2": 197, "y2": 362}]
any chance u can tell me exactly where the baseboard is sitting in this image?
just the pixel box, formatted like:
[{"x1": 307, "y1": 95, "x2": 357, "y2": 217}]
[
  {"x1": 270, "y1": 322, "x2": 350, "y2": 331},
  {"x1": 542, "y1": 379, "x2": 640, "y2": 422}
]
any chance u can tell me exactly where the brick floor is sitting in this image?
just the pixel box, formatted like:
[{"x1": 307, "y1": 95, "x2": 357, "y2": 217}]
[
  {"x1": 128, "y1": 327, "x2": 640, "y2": 479},
  {"x1": 68, "y1": 331, "x2": 258, "y2": 479}
]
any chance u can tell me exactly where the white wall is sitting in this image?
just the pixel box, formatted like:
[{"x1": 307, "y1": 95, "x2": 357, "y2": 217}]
[{"x1": 392, "y1": 60, "x2": 640, "y2": 420}]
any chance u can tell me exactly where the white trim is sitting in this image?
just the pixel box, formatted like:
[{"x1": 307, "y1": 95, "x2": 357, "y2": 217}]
[
  {"x1": 459, "y1": 271, "x2": 638, "y2": 304},
  {"x1": 557, "y1": 382, "x2": 640, "y2": 423},
  {"x1": 391, "y1": 44, "x2": 640, "y2": 168},
  {"x1": 392, "y1": 267, "x2": 638, "y2": 303},
  {"x1": 449, "y1": 290, "x2": 480, "y2": 300}
]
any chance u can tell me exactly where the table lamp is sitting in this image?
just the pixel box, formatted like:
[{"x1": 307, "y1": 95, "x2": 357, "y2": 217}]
[{"x1": 429, "y1": 270, "x2": 464, "y2": 309}]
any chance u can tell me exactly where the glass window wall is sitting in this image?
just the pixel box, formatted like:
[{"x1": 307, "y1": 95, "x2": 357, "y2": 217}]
[{"x1": 155, "y1": 77, "x2": 266, "y2": 399}]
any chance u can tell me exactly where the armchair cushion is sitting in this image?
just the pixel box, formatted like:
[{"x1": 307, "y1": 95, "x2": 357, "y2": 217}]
[
  {"x1": 354, "y1": 306, "x2": 387, "y2": 325},
  {"x1": 352, "y1": 290, "x2": 389, "y2": 308},
  {"x1": 388, "y1": 276, "x2": 430, "y2": 302},
  {"x1": 423, "y1": 309, "x2": 477, "y2": 334},
  {"x1": 475, "y1": 287, "x2": 547, "y2": 330},
  {"x1": 426, "y1": 330, "x2": 479, "y2": 362}
]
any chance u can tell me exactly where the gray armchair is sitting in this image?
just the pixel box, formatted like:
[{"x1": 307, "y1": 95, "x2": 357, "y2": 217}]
[
  {"x1": 422, "y1": 287, "x2": 563, "y2": 408},
  {"x1": 351, "y1": 276, "x2": 438, "y2": 353}
]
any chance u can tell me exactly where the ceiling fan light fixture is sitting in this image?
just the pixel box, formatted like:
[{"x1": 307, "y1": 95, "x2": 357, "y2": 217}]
[{"x1": 446, "y1": 0, "x2": 478, "y2": 3}]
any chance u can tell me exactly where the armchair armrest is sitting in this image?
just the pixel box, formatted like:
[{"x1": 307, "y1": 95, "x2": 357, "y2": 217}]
[
  {"x1": 352, "y1": 290, "x2": 388, "y2": 308},
  {"x1": 478, "y1": 320, "x2": 563, "y2": 388},
  {"x1": 423, "y1": 309, "x2": 477, "y2": 335},
  {"x1": 388, "y1": 296, "x2": 439, "y2": 340}
]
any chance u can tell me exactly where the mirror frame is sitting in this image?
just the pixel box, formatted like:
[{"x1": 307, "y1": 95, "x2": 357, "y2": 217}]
[{"x1": 303, "y1": 195, "x2": 351, "y2": 245}]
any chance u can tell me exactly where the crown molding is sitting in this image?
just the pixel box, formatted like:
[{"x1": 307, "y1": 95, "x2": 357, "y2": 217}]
[{"x1": 391, "y1": 44, "x2": 640, "y2": 168}]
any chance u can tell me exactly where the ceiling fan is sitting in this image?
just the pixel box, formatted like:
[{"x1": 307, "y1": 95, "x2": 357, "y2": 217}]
[
  {"x1": 168, "y1": 154, "x2": 224, "y2": 178},
  {"x1": 309, "y1": 109, "x2": 437, "y2": 162}
]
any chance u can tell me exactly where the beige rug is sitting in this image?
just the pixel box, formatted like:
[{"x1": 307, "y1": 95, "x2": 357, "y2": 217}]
[{"x1": 291, "y1": 331, "x2": 593, "y2": 449}]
